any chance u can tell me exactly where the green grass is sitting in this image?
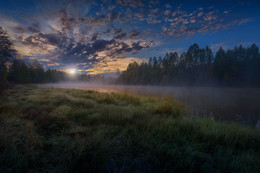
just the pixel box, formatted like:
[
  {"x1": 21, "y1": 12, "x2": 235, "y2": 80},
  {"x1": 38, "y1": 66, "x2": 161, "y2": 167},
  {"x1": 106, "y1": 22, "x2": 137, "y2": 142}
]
[{"x1": 0, "y1": 85, "x2": 259, "y2": 173}]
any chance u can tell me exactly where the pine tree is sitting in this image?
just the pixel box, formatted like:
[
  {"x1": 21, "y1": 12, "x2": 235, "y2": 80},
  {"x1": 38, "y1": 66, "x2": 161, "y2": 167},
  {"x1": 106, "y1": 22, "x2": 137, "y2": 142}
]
[{"x1": 0, "y1": 26, "x2": 16, "y2": 82}]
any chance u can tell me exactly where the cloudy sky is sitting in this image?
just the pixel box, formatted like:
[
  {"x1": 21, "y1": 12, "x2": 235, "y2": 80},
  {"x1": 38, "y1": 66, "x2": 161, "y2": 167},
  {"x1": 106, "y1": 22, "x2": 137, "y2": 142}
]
[{"x1": 0, "y1": 0, "x2": 259, "y2": 74}]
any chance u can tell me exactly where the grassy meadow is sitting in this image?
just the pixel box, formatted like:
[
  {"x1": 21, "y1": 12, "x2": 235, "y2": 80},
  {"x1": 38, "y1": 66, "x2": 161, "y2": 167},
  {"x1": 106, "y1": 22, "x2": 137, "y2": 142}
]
[{"x1": 0, "y1": 85, "x2": 259, "y2": 173}]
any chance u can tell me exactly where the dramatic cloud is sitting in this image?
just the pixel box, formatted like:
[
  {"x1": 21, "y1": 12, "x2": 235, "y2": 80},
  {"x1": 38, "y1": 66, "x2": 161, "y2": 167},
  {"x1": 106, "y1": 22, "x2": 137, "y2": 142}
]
[
  {"x1": 0, "y1": 0, "x2": 255, "y2": 74},
  {"x1": 86, "y1": 57, "x2": 144, "y2": 74},
  {"x1": 160, "y1": 7, "x2": 250, "y2": 38},
  {"x1": 27, "y1": 23, "x2": 41, "y2": 33}
]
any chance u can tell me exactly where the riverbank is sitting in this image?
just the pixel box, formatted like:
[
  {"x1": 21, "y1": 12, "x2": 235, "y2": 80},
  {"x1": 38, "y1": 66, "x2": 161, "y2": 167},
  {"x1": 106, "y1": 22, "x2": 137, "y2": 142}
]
[
  {"x1": 0, "y1": 85, "x2": 259, "y2": 172},
  {"x1": 39, "y1": 82, "x2": 260, "y2": 128}
]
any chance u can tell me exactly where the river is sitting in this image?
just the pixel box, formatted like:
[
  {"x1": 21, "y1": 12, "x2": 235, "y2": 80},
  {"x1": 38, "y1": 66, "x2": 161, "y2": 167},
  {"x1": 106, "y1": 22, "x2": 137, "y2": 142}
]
[{"x1": 39, "y1": 82, "x2": 260, "y2": 129}]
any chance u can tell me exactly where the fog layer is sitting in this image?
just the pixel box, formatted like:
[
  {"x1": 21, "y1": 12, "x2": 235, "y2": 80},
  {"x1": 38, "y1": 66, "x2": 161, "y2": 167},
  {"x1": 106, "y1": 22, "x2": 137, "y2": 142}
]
[{"x1": 39, "y1": 82, "x2": 260, "y2": 129}]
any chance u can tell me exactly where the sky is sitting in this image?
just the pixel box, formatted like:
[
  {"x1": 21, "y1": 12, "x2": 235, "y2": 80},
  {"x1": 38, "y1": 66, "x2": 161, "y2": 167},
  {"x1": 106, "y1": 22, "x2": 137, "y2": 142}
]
[{"x1": 0, "y1": 0, "x2": 259, "y2": 75}]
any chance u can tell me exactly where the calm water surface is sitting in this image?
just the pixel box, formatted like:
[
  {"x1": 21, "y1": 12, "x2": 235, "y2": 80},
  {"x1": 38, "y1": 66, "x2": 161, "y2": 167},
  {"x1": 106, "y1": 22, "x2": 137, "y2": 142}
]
[{"x1": 39, "y1": 83, "x2": 260, "y2": 129}]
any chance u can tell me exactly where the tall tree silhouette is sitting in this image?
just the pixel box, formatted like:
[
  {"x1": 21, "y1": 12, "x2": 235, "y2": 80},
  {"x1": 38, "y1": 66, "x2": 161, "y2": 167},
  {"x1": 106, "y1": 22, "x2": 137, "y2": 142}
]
[
  {"x1": 0, "y1": 26, "x2": 16, "y2": 82},
  {"x1": 118, "y1": 43, "x2": 260, "y2": 87}
]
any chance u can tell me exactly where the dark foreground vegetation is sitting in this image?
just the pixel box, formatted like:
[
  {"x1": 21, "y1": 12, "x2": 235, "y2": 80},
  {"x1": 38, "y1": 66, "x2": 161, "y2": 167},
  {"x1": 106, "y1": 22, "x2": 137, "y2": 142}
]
[
  {"x1": 0, "y1": 85, "x2": 259, "y2": 172},
  {"x1": 118, "y1": 43, "x2": 260, "y2": 86}
]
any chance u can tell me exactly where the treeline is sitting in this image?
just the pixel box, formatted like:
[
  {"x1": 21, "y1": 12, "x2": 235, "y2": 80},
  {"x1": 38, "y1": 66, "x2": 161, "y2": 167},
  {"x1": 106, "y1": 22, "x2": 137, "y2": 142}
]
[
  {"x1": 78, "y1": 73, "x2": 110, "y2": 83},
  {"x1": 8, "y1": 59, "x2": 68, "y2": 83},
  {"x1": 0, "y1": 26, "x2": 68, "y2": 84},
  {"x1": 0, "y1": 26, "x2": 106, "y2": 84},
  {"x1": 118, "y1": 43, "x2": 260, "y2": 86},
  {"x1": 7, "y1": 59, "x2": 108, "y2": 84}
]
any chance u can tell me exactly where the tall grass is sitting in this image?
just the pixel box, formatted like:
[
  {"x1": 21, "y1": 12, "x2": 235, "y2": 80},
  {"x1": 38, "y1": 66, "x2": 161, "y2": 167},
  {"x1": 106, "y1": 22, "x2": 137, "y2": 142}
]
[{"x1": 0, "y1": 85, "x2": 259, "y2": 173}]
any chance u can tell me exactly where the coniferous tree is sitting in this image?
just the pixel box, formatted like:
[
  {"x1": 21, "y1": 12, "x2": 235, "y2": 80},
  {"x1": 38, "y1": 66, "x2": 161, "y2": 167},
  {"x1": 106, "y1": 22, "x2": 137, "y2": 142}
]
[
  {"x1": 0, "y1": 26, "x2": 16, "y2": 82},
  {"x1": 118, "y1": 43, "x2": 260, "y2": 87}
]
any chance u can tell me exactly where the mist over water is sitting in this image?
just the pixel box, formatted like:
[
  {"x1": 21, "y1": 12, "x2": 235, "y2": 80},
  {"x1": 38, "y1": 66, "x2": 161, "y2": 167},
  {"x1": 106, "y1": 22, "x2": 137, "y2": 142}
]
[{"x1": 39, "y1": 82, "x2": 260, "y2": 129}]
